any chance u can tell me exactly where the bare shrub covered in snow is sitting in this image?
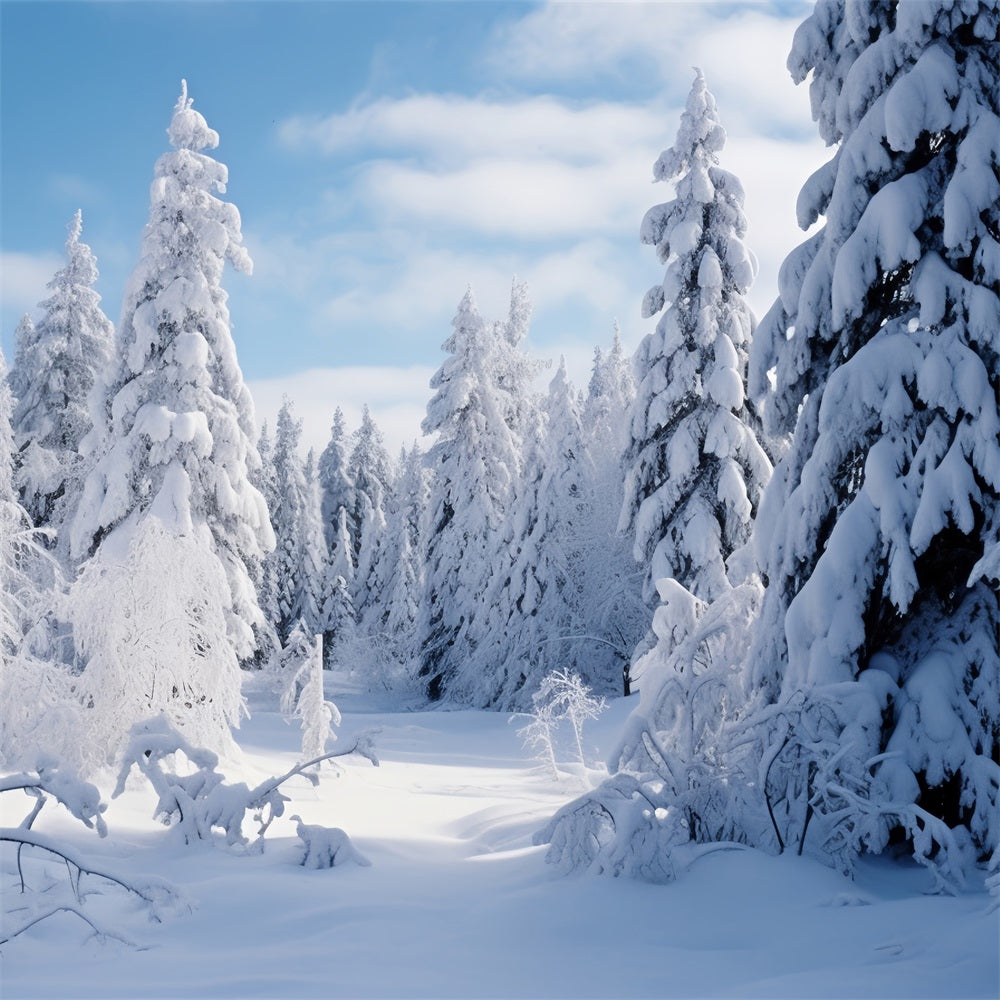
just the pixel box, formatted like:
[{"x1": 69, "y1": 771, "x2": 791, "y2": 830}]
[
  {"x1": 516, "y1": 669, "x2": 606, "y2": 780},
  {"x1": 112, "y1": 716, "x2": 378, "y2": 849}
]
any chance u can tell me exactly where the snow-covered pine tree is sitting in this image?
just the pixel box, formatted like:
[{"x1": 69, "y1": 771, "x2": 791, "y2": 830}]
[
  {"x1": 8, "y1": 315, "x2": 36, "y2": 405},
  {"x1": 419, "y1": 287, "x2": 519, "y2": 703},
  {"x1": 375, "y1": 443, "x2": 428, "y2": 691},
  {"x1": 10, "y1": 212, "x2": 114, "y2": 554},
  {"x1": 621, "y1": 69, "x2": 770, "y2": 615},
  {"x1": 348, "y1": 405, "x2": 394, "y2": 633},
  {"x1": 745, "y1": 1, "x2": 1000, "y2": 883},
  {"x1": 0, "y1": 349, "x2": 81, "y2": 771},
  {"x1": 497, "y1": 278, "x2": 543, "y2": 450},
  {"x1": 322, "y1": 505, "x2": 357, "y2": 672},
  {"x1": 266, "y1": 397, "x2": 310, "y2": 646},
  {"x1": 249, "y1": 420, "x2": 280, "y2": 666},
  {"x1": 69, "y1": 82, "x2": 272, "y2": 760},
  {"x1": 476, "y1": 359, "x2": 592, "y2": 709},
  {"x1": 318, "y1": 406, "x2": 356, "y2": 557},
  {"x1": 583, "y1": 323, "x2": 635, "y2": 472},
  {"x1": 578, "y1": 326, "x2": 646, "y2": 692},
  {"x1": 300, "y1": 450, "x2": 332, "y2": 641},
  {"x1": 277, "y1": 621, "x2": 340, "y2": 765},
  {"x1": 538, "y1": 74, "x2": 774, "y2": 879}
]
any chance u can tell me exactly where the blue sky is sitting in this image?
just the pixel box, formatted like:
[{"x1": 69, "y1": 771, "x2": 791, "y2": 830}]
[{"x1": 1, "y1": 1, "x2": 825, "y2": 453}]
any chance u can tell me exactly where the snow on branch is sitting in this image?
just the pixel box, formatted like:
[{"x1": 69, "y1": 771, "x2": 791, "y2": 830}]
[
  {"x1": 113, "y1": 715, "x2": 378, "y2": 849},
  {"x1": 1, "y1": 764, "x2": 182, "y2": 947}
]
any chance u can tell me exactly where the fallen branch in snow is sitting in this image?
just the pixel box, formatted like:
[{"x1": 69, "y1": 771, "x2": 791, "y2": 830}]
[{"x1": 1, "y1": 763, "x2": 181, "y2": 947}]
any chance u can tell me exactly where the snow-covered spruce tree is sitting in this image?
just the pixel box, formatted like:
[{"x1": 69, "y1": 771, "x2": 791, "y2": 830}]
[
  {"x1": 369, "y1": 443, "x2": 428, "y2": 694},
  {"x1": 249, "y1": 420, "x2": 280, "y2": 666},
  {"x1": 419, "y1": 288, "x2": 520, "y2": 703},
  {"x1": 0, "y1": 349, "x2": 82, "y2": 772},
  {"x1": 301, "y1": 450, "x2": 333, "y2": 641},
  {"x1": 744, "y1": 1, "x2": 1000, "y2": 883},
  {"x1": 10, "y1": 212, "x2": 114, "y2": 554},
  {"x1": 8, "y1": 315, "x2": 36, "y2": 405},
  {"x1": 69, "y1": 82, "x2": 272, "y2": 762},
  {"x1": 497, "y1": 278, "x2": 544, "y2": 450},
  {"x1": 582, "y1": 323, "x2": 635, "y2": 472},
  {"x1": 265, "y1": 397, "x2": 310, "y2": 646},
  {"x1": 621, "y1": 69, "x2": 770, "y2": 616},
  {"x1": 578, "y1": 327, "x2": 647, "y2": 693},
  {"x1": 348, "y1": 405, "x2": 394, "y2": 635},
  {"x1": 476, "y1": 359, "x2": 593, "y2": 709},
  {"x1": 318, "y1": 406, "x2": 356, "y2": 558},
  {"x1": 538, "y1": 73, "x2": 773, "y2": 879},
  {"x1": 322, "y1": 506, "x2": 357, "y2": 672}
]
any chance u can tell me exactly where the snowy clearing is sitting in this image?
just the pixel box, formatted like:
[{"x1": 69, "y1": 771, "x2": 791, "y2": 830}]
[{"x1": 2, "y1": 674, "x2": 997, "y2": 1000}]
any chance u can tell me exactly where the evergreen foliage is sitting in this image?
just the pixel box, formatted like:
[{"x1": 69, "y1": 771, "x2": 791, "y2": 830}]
[
  {"x1": 9, "y1": 212, "x2": 114, "y2": 556},
  {"x1": 621, "y1": 70, "x2": 769, "y2": 609},
  {"x1": 67, "y1": 82, "x2": 271, "y2": 761},
  {"x1": 419, "y1": 288, "x2": 519, "y2": 703},
  {"x1": 745, "y1": 0, "x2": 1000, "y2": 879}
]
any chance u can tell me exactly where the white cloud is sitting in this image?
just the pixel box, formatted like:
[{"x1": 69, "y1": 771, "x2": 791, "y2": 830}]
[
  {"x1": 358, "y1": 155, "x2": 656, "y2": 240},
  {"x1": 0, "y1": 250, "x2": 62, "y2": 319},
  {"x1": 488, "y1": 2, "x2": 718, "y2": 85},
  {"x1": 247, "y1": 364, "x2": 437, "y2": 460},
  {"x1": 489, "y1": 2, "x2": 816, "y2": 140},
  {"x1": 280, "y1": 94, "x2": 664, "y2": 167},
  {"x1": 246, "y1": 0, "x2": 827, "y2": 433}
]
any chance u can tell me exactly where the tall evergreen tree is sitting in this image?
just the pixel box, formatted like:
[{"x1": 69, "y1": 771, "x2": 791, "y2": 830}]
[
  {"x1": 318, "y1": 406, "x2": 356, "y2": 556},
  {"x1": 621, "y1": 70, "x2": 770, "y2": 612},
  {"x1": 578, "y1": 325, "x2": 646, "y2": 690},
  {"x1": 746, "y1": 0, "x2": 1000, "y2": 879},
  {"x1": 10, "y1": 212, "x2": 114, "y2": 553},
  {"x1": 300, "y1": 449, "x2": 332, "y2": 641},
  {"x1": 322, "y1": 505, "x2": 357, "y2": 672},
  {"x1": 267, "y1": 397, "x2": 310, "y2": 646},
  {"x1": 348, "y1": 405, "x2": 394, "y2": 628},
  {"x1": 377, "y1": 443, "x2": 428, "y2": 686},
  {"x1": 476, "y1": 359, "x2": 592, "y2": 708},
  {"x1": 419, "y1": 288, "x2": 519, "y2": 703},
  {"x1": 0, "y1": 348, "x2": 81, "y2": 771},
  {"x1": 69, "y1": 82, "x2": 271, "y2": 757}
]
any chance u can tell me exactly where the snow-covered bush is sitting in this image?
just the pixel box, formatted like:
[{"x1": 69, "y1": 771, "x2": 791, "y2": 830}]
[
  {"x1": 112, "y1": 716, "x2": 378, "y2": 849},
  {"x1": 538, "y1": 576, "x2": 765, "y2": 878},
  {"x1": 288, "y1": 816, "x2": 371, "y2": 870}
]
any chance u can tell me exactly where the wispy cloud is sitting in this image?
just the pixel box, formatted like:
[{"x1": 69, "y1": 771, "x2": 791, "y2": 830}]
[
  {"x1": 279, "y1": 94, "x2": 665, "y2": 166},
  {"x1": 0, "y1": 250, "x2": 62, "y2": 323}
]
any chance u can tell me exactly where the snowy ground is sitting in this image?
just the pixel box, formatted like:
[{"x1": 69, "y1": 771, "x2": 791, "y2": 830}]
[{"x1": 3, "y1": 674, "x2": 997, "y2": 999}]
